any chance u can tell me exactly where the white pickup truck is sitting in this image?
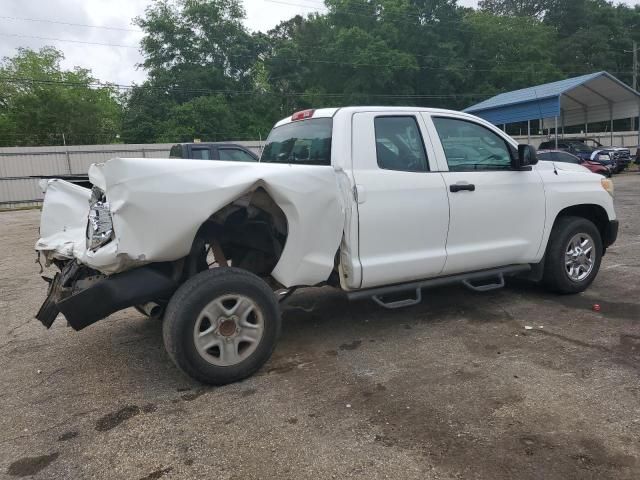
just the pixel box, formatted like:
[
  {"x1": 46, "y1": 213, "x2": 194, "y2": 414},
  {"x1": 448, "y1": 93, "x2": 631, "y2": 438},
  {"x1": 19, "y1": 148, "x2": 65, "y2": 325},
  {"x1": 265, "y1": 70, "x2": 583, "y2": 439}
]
[{"x1": 35, "y1": 107, "x2": 618, "y2": 385}]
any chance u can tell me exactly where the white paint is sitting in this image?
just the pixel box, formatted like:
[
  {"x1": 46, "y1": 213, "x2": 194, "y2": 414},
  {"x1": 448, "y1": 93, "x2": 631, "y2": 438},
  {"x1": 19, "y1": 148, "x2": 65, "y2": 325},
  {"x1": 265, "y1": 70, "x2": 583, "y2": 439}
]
[
  {"x1": 36, "y1": 106, "x2": 617, "y2": 294},
  {"x1": 37, "y1": 158, "x2": 345, "y2": 287},
  {"x1": 350, "y1": 111, "x2": 449, "y2": 288},
  {"x1": 36, "y1": 179, "x2": 91, "y2": 261}
]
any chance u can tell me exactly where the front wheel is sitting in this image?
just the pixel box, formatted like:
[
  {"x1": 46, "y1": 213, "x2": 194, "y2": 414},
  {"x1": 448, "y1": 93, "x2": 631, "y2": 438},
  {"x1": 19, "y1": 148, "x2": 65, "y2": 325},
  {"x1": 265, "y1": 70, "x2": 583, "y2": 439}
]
[
  {"x1": 163, "y1": 267, "x2": 281, "y2": 385},
  {"x1": 542, "y1": 216, "x2": 603, "y2": 294}
]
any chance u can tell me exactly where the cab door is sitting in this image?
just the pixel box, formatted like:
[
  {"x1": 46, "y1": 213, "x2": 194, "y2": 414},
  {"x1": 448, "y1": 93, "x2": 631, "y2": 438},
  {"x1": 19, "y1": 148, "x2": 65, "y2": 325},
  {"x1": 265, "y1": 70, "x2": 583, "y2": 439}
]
[
  {"x1": 422, "y1": 113, "x2": 546, "y2": 275},
  {"x1": 351, "y1": 112, "x2": 450, "y2": 289}
]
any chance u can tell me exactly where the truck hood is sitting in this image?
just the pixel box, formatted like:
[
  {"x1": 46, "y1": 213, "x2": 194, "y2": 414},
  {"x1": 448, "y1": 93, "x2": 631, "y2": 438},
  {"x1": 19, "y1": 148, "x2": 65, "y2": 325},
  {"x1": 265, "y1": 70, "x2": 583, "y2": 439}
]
[
  {"x1": 37, "y1": 157, "x2": 347, "y2": 287},
  {"x1": 537, "y1": 160, "x2": 592, "y2": 174}
]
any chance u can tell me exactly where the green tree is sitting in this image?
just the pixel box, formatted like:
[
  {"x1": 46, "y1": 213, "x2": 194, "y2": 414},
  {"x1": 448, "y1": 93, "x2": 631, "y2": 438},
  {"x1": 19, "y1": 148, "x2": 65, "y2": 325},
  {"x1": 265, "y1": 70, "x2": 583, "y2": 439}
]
[
  {"x1": 543, "y1": 0, "x2": 639, "y2": 86},
  {"x1": 478, "y1": 0, "x2": 552, "y2": 17},
  {"x1": 120, "y1": 0, "x2": 640, "y2": 144},
  {"x1": 122, "y1": 0, "x2": 277, "y2": 143},
  {"x1": 0, "y1": 47, "x2": 122, "y2": 146},
  {"x1": 460, "y1": 11, "x2": 562, "y2": 95}
]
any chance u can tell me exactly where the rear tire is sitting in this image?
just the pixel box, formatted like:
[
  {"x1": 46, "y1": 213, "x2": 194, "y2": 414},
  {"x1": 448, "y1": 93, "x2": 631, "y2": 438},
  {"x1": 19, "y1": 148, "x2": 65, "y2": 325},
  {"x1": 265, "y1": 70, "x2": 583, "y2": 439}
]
[
  {"x1": 542, "y1": 216, "x2": 602, "y2": 294},
  {"x1": 163, "y1": 267, "x2": 281, "y2": 385}
]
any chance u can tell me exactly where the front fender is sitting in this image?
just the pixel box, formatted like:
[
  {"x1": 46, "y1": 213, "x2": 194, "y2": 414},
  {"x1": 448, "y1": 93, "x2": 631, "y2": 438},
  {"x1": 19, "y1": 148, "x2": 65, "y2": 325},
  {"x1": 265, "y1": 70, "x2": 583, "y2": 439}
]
[{"x1": 535, "y1": 164, "x2": 616, "y2": 260}]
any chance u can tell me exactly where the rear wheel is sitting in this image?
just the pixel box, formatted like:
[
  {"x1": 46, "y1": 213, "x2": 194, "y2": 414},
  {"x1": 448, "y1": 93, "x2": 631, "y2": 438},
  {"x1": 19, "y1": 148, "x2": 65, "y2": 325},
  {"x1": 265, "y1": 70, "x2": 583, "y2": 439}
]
[
  {"x1": 542, "y1": 216, "x2": 602, "y2": 294},
  {"x1": 163, "y1": 267, "x2": 280, "y2": 385}
]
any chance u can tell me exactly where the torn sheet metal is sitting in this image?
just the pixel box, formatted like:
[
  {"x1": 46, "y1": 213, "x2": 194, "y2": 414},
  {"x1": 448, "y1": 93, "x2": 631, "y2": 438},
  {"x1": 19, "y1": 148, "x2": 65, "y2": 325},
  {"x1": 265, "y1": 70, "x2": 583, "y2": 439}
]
[
  {"x1": 36, "y1": 179, "x2": 91, "y2": 261},
  {"x1": 36, "y1": 157, "x2": 346, "y2": 287}
]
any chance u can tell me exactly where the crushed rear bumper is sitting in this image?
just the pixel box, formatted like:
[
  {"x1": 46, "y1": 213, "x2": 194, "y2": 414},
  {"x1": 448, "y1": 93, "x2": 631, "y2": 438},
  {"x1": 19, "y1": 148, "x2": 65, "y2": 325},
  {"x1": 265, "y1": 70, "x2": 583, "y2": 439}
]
[{"x1": 36, "y1": 262, "x2": 177, "y2": 331}]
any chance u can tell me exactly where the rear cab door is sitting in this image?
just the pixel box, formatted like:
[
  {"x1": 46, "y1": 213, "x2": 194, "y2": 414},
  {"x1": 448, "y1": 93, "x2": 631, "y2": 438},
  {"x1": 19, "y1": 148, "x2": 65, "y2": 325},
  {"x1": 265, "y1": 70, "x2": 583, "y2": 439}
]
[
  {"x1": 350, "y1": 111, "x2": 450, "y2": 289},
  {"x1": 421, "y1": 112, "x2": 546, "y2": 275}
]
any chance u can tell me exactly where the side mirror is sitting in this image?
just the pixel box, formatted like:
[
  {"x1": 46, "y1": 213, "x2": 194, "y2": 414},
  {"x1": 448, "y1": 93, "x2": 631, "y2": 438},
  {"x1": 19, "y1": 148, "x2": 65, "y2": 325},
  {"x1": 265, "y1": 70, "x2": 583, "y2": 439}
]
[{"x1": 513, "y1": 144, "x2": 538, "y2": 170}]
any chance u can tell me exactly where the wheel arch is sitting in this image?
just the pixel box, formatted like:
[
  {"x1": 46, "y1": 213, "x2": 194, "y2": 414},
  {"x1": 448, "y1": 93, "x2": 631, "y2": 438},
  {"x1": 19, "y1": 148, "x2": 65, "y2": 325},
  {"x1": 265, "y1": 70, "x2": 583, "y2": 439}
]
[
  {"x1": 529, "y1": 202, "x2": 612, "y2": 282},
  {"x1": 187, "y1": 187, "x2": 290, "y2": 282},
  {"x1": 551, "y1": 204, "x2": 609, "y2": 251}
]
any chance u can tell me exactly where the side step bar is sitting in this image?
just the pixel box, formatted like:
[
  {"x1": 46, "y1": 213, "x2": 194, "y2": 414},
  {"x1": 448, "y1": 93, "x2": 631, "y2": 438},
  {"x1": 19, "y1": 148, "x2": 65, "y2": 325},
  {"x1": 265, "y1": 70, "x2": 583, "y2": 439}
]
[{"x1": 347, "y1": 264, "x2": 530, "y2": 310}]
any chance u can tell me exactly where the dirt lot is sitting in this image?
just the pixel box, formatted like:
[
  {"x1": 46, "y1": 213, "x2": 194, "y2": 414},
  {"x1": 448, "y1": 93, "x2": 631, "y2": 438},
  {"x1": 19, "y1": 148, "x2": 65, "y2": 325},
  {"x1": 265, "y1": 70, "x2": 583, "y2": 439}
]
[{"x1": 1, "y1": 174, "x2": 639, "y2": 480}]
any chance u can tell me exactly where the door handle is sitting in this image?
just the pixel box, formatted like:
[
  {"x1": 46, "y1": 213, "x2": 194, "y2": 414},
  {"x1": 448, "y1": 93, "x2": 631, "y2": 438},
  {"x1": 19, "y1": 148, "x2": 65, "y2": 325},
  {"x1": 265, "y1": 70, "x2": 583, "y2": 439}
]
[{"x1": 450, "y1": 183, "x2": 476, "y2": 193}]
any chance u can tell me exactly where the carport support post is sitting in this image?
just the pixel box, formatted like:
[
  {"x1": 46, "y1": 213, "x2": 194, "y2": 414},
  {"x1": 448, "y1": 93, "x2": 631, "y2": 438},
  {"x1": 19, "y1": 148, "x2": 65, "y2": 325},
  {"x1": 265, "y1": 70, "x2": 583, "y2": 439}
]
[
  {"x1": 610, "y1": 104, "x2": 614, "y2": 145},
  {"x1": 554, "y1": 116, "x2": 558, "y2": 148},
  {"x1": 527, "y1": 120, "x2": 531, "y2": 144},
  {"x1": 584, "y1": 108, "x2": 588, "y2": 135}
]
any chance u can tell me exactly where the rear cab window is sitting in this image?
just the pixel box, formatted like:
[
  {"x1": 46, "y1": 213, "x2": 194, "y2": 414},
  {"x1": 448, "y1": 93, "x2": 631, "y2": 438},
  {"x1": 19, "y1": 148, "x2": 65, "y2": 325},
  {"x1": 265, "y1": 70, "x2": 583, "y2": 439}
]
[{"x1": 261, "y1": 118, "x2": 332, "y2": 165}]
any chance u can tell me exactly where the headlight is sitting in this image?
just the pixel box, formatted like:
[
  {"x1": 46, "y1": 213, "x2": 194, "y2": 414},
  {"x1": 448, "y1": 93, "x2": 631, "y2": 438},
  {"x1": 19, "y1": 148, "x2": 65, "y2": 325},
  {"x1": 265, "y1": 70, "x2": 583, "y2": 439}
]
[
  {"x1": 87, "y1": 187, "x2": 114, "y2": 251},
  {"x1": 601, "y1": 178, "x2": 614, "y2": 197}
]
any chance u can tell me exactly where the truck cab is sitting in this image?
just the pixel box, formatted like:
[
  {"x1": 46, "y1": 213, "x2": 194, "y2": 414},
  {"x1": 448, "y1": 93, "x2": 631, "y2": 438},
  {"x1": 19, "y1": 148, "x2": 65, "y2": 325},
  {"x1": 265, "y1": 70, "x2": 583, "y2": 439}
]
[{"x1": 264, "y1": 107, "x2": 616, "y2": 291}]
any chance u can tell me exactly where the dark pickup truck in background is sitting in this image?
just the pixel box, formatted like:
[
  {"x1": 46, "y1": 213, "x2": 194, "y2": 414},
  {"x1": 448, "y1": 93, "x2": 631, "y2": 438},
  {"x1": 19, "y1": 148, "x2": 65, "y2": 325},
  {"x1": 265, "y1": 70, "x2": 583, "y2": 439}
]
[
  {"x1": 34, "y1": 142, "x2": 259, "y2": 189},
  {"x1": 573, "y1": 137, "x2": 632, "y2": 172},
  {"x1": 169, "y1": 142, "x2": 258, "y2": 162}
]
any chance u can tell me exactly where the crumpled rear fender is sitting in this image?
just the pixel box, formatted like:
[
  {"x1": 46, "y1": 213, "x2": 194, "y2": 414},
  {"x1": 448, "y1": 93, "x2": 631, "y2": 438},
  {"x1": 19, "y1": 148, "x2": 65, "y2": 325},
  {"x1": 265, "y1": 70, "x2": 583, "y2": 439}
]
[
  {"x1": 37, "y1": 158, "x2": 347, "y2": 288},
  {"x1": 36, "y1": 179, "x2": 91, "y2": 261}
]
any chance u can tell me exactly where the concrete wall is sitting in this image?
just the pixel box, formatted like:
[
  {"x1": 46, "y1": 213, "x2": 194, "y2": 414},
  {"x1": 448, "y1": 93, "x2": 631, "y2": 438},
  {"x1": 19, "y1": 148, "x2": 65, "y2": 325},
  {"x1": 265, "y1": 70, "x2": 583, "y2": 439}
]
[{"x1": 0, "y1": 142, "x2": 263, "y2": 209}]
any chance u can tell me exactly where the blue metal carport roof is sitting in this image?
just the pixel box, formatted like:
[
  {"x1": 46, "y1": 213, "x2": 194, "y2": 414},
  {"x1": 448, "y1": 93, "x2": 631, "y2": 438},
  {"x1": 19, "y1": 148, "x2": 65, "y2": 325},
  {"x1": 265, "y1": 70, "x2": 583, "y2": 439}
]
[{"x1": 464, "y1": 72, "x2": 640, "y2": 127}]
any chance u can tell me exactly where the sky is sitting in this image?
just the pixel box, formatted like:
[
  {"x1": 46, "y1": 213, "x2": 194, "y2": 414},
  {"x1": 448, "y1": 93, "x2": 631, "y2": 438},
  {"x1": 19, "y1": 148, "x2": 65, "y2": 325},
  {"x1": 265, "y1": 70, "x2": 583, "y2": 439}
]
[{"x1": 0, "y1": 0, "x2": 637, "y2": 85}]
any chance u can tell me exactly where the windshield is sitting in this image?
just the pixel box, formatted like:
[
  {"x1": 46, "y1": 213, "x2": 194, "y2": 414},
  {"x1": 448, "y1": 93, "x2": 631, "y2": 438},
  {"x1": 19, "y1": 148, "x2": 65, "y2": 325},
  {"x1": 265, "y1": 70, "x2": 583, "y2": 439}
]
[
  {"x1": 567, "y1": 142, "x2": 593, "y2": 153},
  {"x1": 261, "y1": 118, "x2": 332, "y2": 165}
]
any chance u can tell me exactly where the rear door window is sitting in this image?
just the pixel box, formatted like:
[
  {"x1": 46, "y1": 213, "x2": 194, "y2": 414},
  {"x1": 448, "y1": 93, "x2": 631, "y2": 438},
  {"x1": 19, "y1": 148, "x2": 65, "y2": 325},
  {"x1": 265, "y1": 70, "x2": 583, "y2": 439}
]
[
  {"x1": 191, "y1": 148, "x2": 212, "y2": 160},
  {"x1": 374, "y1": 116, "x2": 429, "y2": 172}
]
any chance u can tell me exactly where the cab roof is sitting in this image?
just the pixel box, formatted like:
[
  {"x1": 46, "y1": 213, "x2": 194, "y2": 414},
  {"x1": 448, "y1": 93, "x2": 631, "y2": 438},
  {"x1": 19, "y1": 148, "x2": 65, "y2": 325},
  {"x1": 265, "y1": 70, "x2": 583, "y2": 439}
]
[{"x1": 273, "y1": 106, "x2": 479, "y2": 128}]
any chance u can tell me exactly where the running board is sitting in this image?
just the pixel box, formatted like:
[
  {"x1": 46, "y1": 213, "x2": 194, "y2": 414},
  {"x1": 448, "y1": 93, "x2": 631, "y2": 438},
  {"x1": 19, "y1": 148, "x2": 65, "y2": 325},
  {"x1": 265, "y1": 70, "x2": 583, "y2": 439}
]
[
  {"x1": 462, "y1": 273, "x2": 505, "y2": 292},
  {"x1": 347, "y1": 265, "x2": 530, "y2": 310},
  {"x1": 372, "y1": 288, "x2": 422, "y2": 310}
]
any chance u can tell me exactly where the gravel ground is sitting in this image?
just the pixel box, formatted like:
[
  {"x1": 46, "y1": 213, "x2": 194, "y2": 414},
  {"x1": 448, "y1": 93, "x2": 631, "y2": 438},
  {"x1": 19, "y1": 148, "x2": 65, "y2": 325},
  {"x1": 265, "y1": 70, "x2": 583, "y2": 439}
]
[{"x1": 1, "y1": 174, "x2": 639, "y2": 480}]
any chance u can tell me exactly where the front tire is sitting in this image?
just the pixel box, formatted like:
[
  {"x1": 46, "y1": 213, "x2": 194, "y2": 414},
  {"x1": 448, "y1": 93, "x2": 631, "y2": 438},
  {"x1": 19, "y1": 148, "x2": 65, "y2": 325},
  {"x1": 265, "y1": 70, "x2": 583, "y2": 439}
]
[
  {"x1": 163, "y1": 267, "x2": 281, "y2": 385},
  {"x1": 542, "y1": 216, "x2": 603, "y2": 294}
]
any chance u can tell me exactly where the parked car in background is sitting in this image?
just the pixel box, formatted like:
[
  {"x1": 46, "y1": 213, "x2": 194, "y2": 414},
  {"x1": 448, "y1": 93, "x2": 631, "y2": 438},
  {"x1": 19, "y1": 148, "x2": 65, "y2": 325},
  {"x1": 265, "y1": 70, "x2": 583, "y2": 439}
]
[
  {"x1": 169, "y1": 142, "x2": 258, "y2": 162},
  {"x1": 537, "y1": 149, "x2": 611, "y2": 177},
  {"x1": 539, "y1": 140, "x2": 618, "y2": 172},
  {"x1": 573, "y1": 137, "x2": 632, "y2": 172}
]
